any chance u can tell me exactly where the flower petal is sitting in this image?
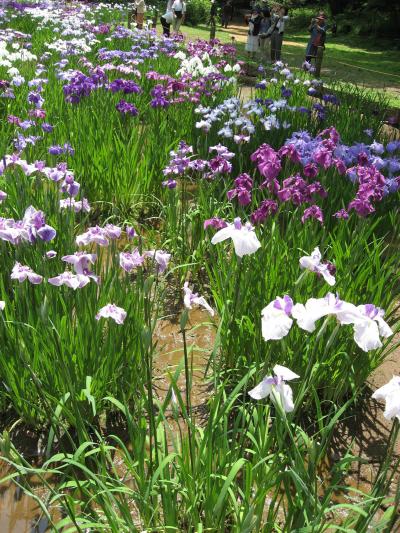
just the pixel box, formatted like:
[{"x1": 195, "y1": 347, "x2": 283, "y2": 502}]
[
  {"x1": 248, "y1": 377, "x2": 273, "y2": 400},
  {"x1": 273, "y1": 364, "x2": 299, "y2": 381},
  {"x1": 261, "y1": 303, "x2": 293, "y2": 340},
  {"x1": 353, "y1": 319, "x2": 382, "y2": 352}
]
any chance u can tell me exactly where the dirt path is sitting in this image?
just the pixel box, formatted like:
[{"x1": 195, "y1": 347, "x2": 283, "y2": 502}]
[{"x1": 183, "y1": 22, "x2": 400, "y2": 100}]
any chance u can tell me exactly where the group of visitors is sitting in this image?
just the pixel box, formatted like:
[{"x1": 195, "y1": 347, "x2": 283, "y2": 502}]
[
  {"x1": 160, "y1": 0, "x2": 186, "y2": 37},
  {"x1": 131, "y1": 0, "x2": 328, "y2": 67},
  {"x1": 245, "y1": 4, "x2": 289, "y2": 61},
  {"x1": 245, "y1": 3, "x2": 328, "y2": 65},
  {"x1": 130, "y1": 0, "x2": 186, "y2": 35}
]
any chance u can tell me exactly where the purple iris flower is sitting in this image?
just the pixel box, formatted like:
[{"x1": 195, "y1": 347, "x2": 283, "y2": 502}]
[
  {"x1": 281, "y1": 86, "x2": 292, "y2": 99},
  {"x1": 250, "y1": 200, "x2": 278, "y2": 225},
  {"x1": 251, "y1": 144, "x2": 281, "y2": 182},
  {"x1": 23, "y1": 206, "x2": 56, "y2": 242},
  {"x1": 61, "y1": 251, "x2": 99, "y2": 284},
  {"x1": 333, "y1": 209, "x2": 349, "y2": 220},
  {"x1": 145, "y1": 250, "x2": 171, "y2": 273},
  {"x1": 301, "y1": 205, "x2": 324, "y2": 224},
  {"x1": 303, "y1": 162, "x2": 319, "y2": 178},
  {"x1": 41, "y1": 122, "x2": 54, "y2": 133},
  {"x1": 204, "y1": 217, "x2": 228, "y2": 230},
  {"x1": 11, "y1": 262, "x2": 43, "y2": 284},
  {"x1": 104, "y1": 224, "x2": 122, "y2": 239},
  {"x1": 60, "y1": 175, "x2": 80, "y2": 197},
  {"x1": 126, "y1": 226, "x2": 136, "y2": 239},
  {"x1": 49, "y1": 145, "x2": 64, "y2": 156},
  {"x1": 48, "y1": 271, "x2": 89, "y2": 290},
  {"x1": 120, "y1": 249, "x2": 144, "y2": 272},
  {"x1": 76, "y1": 226, "x2": 109, "y2": 247},
  {"x1": 60, "y1": 198, "x2": 90, "y2": 213},
  {"x1": 116, "y1": 99, "x2": 138, "y2": 116}
]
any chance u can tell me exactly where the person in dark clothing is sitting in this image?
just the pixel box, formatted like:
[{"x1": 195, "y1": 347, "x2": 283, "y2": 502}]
[
  {"x1": 305, "y1": 13, "x2": 327, "y2": 62},
  {"x1": 245, "y1": 8, "x2": 262, "y2": 58},
  {"x1": 160, "y1": 9, "x2": 173, "y2": 36},
  {"x1": 270, "y1": 5, "x2": 289, "y2": 62},
  {"x1": 222, "y1": 0, "x2": 232, "y2": 28},
  {"x1": 258, "y1": 7, "x2": 271, "y2": 60}
]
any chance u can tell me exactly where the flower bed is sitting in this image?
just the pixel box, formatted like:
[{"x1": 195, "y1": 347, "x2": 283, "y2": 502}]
[{"x1": 0, "y1": 2, "x2": 399, "y2": 531}]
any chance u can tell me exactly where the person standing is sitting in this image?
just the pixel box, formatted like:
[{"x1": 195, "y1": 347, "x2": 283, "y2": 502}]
[
  {"x1": 160, "y1": 6, "x2": 173, "y2": 36},
  {"x1": 258, "y1": 8, "x2": 271, "y2": 61},
  {"x1": 245, "y1": 8, "x2": 262, "y2": 59},
  {"x1": 135, "y1": 0, "x2": 146, "y2": 29},
  {"x1": 270, "y1": 5, "x2": 289, "y2": 62},
  {"x1": 305, "y1": 13, "x2": 327, "y2": 62},
  {"x1": 222, "y1": 1, "x2": 232, "y2": 29},
  {"x1": 172, "y1": 0, "x2": 186, "y2": 33}
]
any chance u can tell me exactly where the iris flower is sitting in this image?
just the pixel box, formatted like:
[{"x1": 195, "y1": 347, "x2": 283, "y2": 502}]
[
  {"x1": 145, "y1": 250, "x2": 171, "y2": 273},
  {"x1": 183, "y1": 282, "x2": 214, "y2": 316},
  {"x1": 292, "y1": 293, "x2": 347, "y2": 333},
  {"x1": 48, "y1": 271, "x2": 87, "y2": 290},
  {"x1": 76, "y1": 226, "x2": 109, "y2": 246},
  {"x1": 336, "y1": 303, "x2": 393, "y2": 352},
  {"x1": 292, "y1": 295, "x2": 393, "y2": 352},
  {"x1": 299, "y1": 247, "x2": 335, "y2": 286},
  {"x1": 120, "y1": 250, "x2": 144, "y2": 272},
  {"x1": 372, "y1": 376, "x2": 400, "y2": 421},
  {"x1": 49, "y1": 252, "x2": 99, "y2": 289},
  {"x1": 211, "y1": 217, "x2": 261, "y2": 258},
  {"x1": 96, "y1": 304, "x2": 127, "y2": 325},
  {"x1": 248, "y1": 364, "x2": 299, "y2": 413},
  {"x1": 11, "y1": 262, "x2": 43, "y2": 284},
  {"x1": 261, "y1": 295, "x2": 294, "y2": 341},
  {"x1": 62, "y1": 252, "x2": 98, "y2": 282}
]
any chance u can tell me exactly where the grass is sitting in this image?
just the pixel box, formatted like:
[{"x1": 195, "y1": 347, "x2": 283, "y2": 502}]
[{"x1": 180, "y1": 22, "x2": 400, "y2": 108}]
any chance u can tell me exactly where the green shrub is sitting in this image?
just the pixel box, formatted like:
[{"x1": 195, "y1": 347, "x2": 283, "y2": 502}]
[{"x1": 185, "y1": 0, "x2": 211, "y2": 26}]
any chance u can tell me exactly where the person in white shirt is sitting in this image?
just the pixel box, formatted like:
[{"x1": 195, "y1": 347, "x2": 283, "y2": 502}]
[
  {"x1": 161, "y1": 7, "x2": 174, "y2": 36},
  {"x1": 172, "y1": 0, "x2": 186, "y2": 33},
  {"x1": 270, "y1": 5, "x2": 289, "y2": 61},
  {"x1": 135, "y1": 0, "x2": 146, "y2": 29}
]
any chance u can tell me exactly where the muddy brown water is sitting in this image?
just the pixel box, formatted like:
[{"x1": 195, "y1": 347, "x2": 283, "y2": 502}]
[
  {"x1": 154, "y1": 307, "x2": 216, "y2": 409},
  {"x1": 0, "y1": 464, "x2": 58, "y2": 533}
]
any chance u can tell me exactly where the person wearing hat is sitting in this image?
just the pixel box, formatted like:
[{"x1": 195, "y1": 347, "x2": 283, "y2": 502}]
[{"x1": 305, "y1": 12, "x2": 327, "y2": 62}]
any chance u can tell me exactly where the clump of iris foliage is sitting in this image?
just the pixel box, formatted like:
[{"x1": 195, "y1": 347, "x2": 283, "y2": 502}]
[{"x1": 0, "y1": 2, "x2": 399, "y2": 532}]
